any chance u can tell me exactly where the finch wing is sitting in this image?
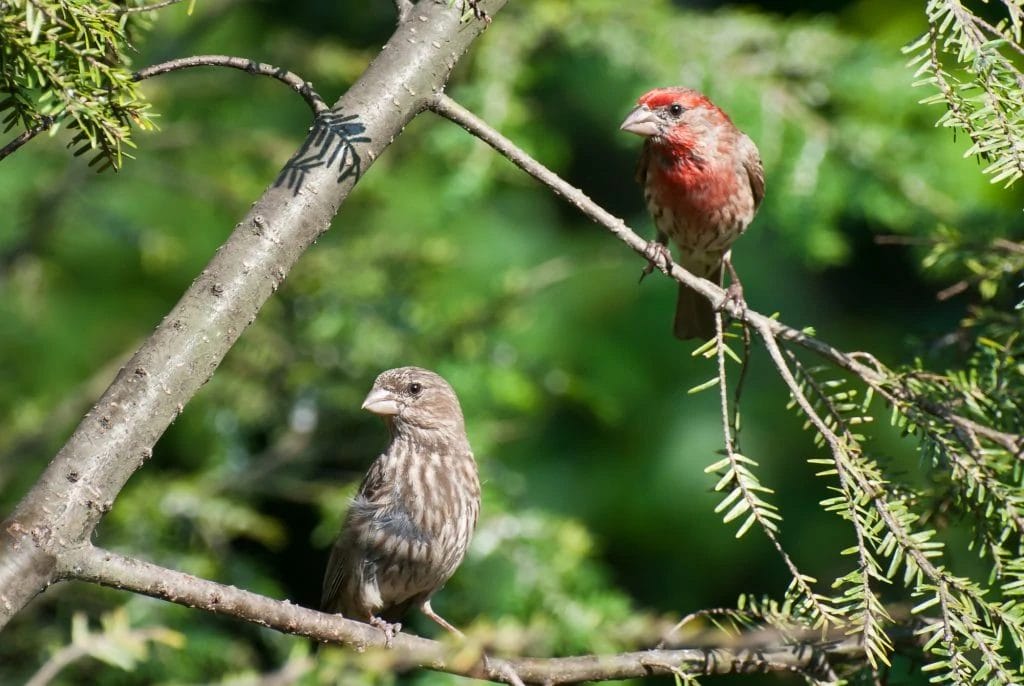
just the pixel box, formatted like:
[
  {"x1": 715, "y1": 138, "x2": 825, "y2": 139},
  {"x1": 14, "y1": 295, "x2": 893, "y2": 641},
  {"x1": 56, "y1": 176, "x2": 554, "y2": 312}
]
[
  {"x1": 738, "y1": 134, "x2": 765, "y2": 211},
  {"x1": 320, "y1": 454, "x2": 390, "y2": 611},
  {"x1": 320, "y1": 533, "x2": 349, "y2": 612}
]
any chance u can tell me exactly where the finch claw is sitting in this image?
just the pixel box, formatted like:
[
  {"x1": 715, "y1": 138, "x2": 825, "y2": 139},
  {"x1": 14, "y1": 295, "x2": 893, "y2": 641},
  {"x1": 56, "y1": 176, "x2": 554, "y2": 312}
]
[
  {"x1": 719, "y1": 281, "x2": 747, "y2": 321},
  {"x1": 639, "y1": 241, "x2": 671, "y2": 283},
  {"x1": 370, "y1": 616, "x2": 401, "y2": 648}
]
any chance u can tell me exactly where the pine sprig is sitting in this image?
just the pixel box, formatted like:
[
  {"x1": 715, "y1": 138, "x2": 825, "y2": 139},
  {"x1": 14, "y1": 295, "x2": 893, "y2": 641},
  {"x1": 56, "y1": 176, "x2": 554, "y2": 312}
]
[
  {"x1": 778, "y1": 343, "x2": 1024, "y2": 684},
  {"x1": 787, "y1": 354, "x2": 894, "y2": 668},
  {"x1": 905, "y1": 0, "x2": 1024, "y2": 187},
  {"x1": 887, "y1": 333, "x2": 1024, "y2": 583},
  {"x1": 705, "y1": 318, "x2": 844, "y2": 633},
  {"x1": 1, "y1": 0, "x2": 158, "y2": 169}
]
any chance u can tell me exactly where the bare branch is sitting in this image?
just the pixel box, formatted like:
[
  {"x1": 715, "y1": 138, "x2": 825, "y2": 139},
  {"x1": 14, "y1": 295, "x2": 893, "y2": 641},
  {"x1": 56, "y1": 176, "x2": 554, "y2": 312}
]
[
  {"x1": 427, "y1": 93, "x2": 1024, "y2": 458},
  {"x1": 56, "y1": 545, "x2": 875, "y2": 685},
  {"x1": 133, "y1": 55, "x2": 328, "y2": 115}
]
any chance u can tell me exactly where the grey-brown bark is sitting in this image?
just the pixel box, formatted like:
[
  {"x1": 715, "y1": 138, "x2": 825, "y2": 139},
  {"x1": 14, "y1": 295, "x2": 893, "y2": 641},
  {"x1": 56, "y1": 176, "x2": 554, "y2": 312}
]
[
  {"x1": 59, "y1": 544, "x2": 877, "y2": 684},
  {"x1": 0, "y1": 0, "x2": 505, "y2": 628}
]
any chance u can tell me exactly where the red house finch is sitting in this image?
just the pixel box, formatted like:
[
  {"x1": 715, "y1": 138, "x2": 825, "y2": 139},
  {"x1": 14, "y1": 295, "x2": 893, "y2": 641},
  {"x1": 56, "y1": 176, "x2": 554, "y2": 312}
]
[
  {"x1": 621, "y1": 87, "x2": 764, "y2": 340},
  {"x1": 321, "y1": 367, "x2": 480, "y2": 644}
]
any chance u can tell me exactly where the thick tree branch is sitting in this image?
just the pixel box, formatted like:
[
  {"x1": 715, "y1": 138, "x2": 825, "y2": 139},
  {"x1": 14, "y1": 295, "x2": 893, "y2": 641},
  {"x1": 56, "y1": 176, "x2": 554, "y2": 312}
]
[
  {"x1": 396, "y1": 0, "x2": 415, "y2": 23},
  {"x1": 57, "y1": 544, "x2": 880, "y2": 685},
  {"x1": 427, "y1": 93, "x2": 1023, "y2": 457},
  {"x1": 0, "y1": 0, "x2": 506, "y2": 629},
  {"x1": 133, "y1": 55, "x2": 329, "y2": 114}
]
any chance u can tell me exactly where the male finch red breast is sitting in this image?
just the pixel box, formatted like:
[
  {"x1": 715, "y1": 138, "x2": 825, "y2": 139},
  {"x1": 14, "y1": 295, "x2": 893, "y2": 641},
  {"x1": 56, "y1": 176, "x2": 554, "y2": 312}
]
[
  {"x1": 621, "y1": 87, "x2": 764, "y2": 340},
  {"x1": 321, "y1": 367, "x2": 480, "y2": 644}
]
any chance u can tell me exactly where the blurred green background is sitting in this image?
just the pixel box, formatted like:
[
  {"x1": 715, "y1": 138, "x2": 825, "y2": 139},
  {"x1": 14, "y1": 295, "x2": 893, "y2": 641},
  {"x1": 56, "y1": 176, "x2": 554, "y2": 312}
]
[{"x1": 1, "y1": 0, "x2": 1021, "y2": 683}]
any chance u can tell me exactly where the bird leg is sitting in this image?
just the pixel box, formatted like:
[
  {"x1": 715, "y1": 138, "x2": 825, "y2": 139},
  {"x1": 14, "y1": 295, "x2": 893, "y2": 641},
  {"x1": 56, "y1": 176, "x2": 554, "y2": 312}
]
[
  {"x1": 369, "y1": 615, "x2": 402, "y2": 648},
  {"x1": 719, "y1": 254, "x2": 747, "y2": 320},
  {"x1": 639, "y1": 234, "x2": 672, "y2": 283},
  {"x1": 420, "y1": 599, "x2": 465, "y2": 638}
]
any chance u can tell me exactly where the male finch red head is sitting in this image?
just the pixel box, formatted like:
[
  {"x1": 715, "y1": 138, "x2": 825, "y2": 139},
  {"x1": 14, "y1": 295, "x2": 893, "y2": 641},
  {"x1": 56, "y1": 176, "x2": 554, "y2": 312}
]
[
  {"x1": 621, "y1": 87, "x2": 764, "y2": 340},
  {"x1": 321, "y1": 367, "x2": 480, "y2": 644}
]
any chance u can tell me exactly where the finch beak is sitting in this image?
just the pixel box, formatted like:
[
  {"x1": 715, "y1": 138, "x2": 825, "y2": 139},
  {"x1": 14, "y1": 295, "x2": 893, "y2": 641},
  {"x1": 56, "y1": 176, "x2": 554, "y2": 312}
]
[
  {"x1": 361, "y1": 388, "x2": 401, "y2": 416},
  {"x1": 620, "y1": 106, "x2": 661, "y2": 137}
]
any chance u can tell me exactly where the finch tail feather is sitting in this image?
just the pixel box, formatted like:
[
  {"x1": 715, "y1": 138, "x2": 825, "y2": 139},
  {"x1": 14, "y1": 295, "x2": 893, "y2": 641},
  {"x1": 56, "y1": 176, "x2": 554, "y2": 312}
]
[
  {"x1": 673, "y1": 262, "x2": 721, "y2": 340},
  {"x1": 673, "y1": 283, "x2": 715, "y2": 340}
]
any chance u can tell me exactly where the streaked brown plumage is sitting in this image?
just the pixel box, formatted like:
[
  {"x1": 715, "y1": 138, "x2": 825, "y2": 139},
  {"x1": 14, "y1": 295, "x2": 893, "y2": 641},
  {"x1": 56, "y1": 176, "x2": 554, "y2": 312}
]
[{"x1": 321, "y1": 367, "x2": 480, "y2": 643}]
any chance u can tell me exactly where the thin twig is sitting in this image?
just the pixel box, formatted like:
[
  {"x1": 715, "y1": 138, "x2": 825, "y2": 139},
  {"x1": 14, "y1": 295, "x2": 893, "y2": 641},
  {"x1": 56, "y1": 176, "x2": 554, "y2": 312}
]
[
  {"x1": 428, "y1": 93, "x2": 1023, "y2": 459},
  {"x1": 731, "y1": 323, "x2": 752, "y2": 451},
  {"x1": 714, "y1": 313, "x2": 839, "y2": 629},
  {"x1": 133, "y1": 55, "x2": 328, "y2": 114},
  {"x1": 0, "y1": 116, "x2": 54, "y2": 163},
  {"x1": 780, "y1": 347, "x2": 892, "y2": 663}
]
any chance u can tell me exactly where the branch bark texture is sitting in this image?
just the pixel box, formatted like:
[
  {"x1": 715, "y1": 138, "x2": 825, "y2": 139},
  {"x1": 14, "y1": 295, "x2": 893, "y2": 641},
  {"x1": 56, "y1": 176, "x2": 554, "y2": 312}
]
[
  {"x1": 58, "y1": 545, "x2": 867, "y2": 685},
  {"x1": 0, "y1": 0, "x2": 504, "y2": 627}
]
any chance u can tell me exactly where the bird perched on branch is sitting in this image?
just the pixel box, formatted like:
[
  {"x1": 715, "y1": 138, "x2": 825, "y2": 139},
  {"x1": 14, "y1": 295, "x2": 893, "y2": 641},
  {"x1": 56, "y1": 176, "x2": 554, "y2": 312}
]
[
  {"x1": 321, "y1": 367, "x2": 480, "y2": 645},
  {"x1": 621, "y1": 87, "x2": 764, "y2": 340}
]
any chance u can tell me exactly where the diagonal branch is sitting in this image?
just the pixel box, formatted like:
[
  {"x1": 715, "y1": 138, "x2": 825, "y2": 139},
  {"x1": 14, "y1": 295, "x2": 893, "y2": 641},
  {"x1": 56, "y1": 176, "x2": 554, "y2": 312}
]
[
  {"x1": 427, "y1": 93, "x2": 1023, "y2": 459},
  {"x1": 711, "y1": 315, "x2": 839, "y2": 628}
]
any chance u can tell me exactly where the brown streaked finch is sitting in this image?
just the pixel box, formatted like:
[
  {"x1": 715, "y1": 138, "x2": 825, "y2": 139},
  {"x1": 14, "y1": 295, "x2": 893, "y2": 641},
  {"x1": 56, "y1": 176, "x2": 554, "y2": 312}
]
[
  {"x1": 621, "y1": 87, "x2": 764, "y2": 340},
  {"x1": 321, "y1": 367, "x2": 480, "y2": 644}
]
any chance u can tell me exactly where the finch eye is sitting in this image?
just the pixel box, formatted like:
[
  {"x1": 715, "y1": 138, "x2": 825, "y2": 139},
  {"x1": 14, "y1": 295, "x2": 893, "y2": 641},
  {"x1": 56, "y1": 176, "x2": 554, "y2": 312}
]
[
  {"x1": 408, "y1": 382, "x2": 422, "y2": 396},
  {"x1": 669, "y1": 104, "x2": 685, "y2": 117}
]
